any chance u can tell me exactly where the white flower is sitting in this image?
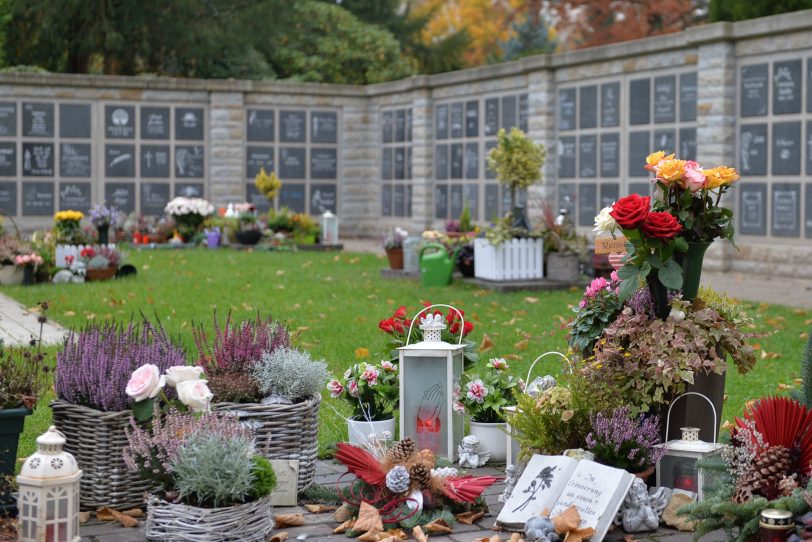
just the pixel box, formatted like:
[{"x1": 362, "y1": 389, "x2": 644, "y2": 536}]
[
  {"x1": 593, "y1": 206, "x2": 618, "y2": 234},
  {"x1": 177, "y1": 379, "x2": 214, "y2": 412},
  {"x1": 669, "y1": 309, "x2": 686, "y2": 322},
  {"x1": 164, "y1": 197, "x2": 215, "y2": 217},
  {"x1": 125, "y1": 364, "x2": 164, "y2": 402},
  {"x1": 165, "y1": 366, "x2": 205, "y2": 387}
]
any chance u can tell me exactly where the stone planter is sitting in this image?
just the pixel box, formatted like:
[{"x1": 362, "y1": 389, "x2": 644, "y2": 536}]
[
  {"x1": 474, "y1": 238, "x2": 544, "y2": 281},
  {"x1": 468, "y1": 421, "x2": 508, "y2": 464},
  {"x1": 0, "y1": 264, "x2": 24, "y2": 285},
  {"x1": 545, "y1": 251, "x2": 579, "y2": 283},
  {"x1": 347, "y1": 417, "x2": 396, "y2": 445}
]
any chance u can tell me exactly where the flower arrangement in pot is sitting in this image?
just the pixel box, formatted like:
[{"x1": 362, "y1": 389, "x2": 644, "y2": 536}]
[
  {"x1": 235, "y1": 208, "x2": 263, "y2": 245},
  {"x1": 585, "y1": 406, "x2": 667, "y2": 478},
  {"x1": 0, "y1": 236, "x2": 29, "y2": 285},
  {"x1": 291, "y1": 212, "x2": 319, "y2": 245},
  {"x1": 79, "y1": 245, "x2": 122, "y2": 281},
  {"x1": 164, "y1": 196, "x2": 215, "y2": 242},
  {"x1": 13, "y1": 253, "x2": 44, "y2": 285},
  {"x1": 383, "y1": 227, "x2": 408, "y2": 269},
  {"x1": 327, "y1": 360, "x2": 399, "y2": 445},
  {"x1": 89, "y1": 204, "x2": 116, "y2": 245},
  {"x1": 53, "y1": 210, "x2": 86, "y2": 245}
]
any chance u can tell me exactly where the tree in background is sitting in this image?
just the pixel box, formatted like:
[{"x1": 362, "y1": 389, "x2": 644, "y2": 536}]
[
  {"x1": 500, "y1": 6, "x2": 558, "y2": 61},
  {"x1": 709, "y1": 0, "x2": 812, "y2": 21}
]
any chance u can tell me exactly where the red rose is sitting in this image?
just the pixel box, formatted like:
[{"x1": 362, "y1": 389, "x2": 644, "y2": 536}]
[
  {"x1": 445, "y1": 309, "x2": 464, "y2": 324},
  {"x1": 462, "y1": 321, "x2": 474, "y2": 337},
  {"x1": 450, "y1": 322, "x2": 460, "y2": 335},
  {"x1": 641, "y1": 212, "x2": 683, "y2": 239},
  {"x1": 609, "y1": 194, "x2": 651, "y2": 230},
  {"x1": 393, "y1": 306, "x2": 407, "y2": 320},
  {"x1": 378, "y1": 318, "x2": 395, "y2": 334}
]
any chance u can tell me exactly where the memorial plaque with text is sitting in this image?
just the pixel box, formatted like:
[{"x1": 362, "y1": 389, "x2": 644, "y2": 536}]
[
  {"x1": 679, "y1": 127, "x2": 697, "y2": 161},
  {"x1": 450, "y1": 144, "x2": 463, "y2": 179},
  {"x1": 23, "y1": 102, "x2": 54, "y2": 137},
  {"x1": 246, "y1": 183, "x2": 271, "y2": 214},
  {"x1": 312, "y1": 111, "x2": 337, "y2": 144},
  {"x1": 465, "y1": 184, "x2": 479, "y2": 220},
  {"x1": 465, "y1": 143, "x2": 478, "y2": 179},
  {"x1": 740, "y1": 124, "x2": 767, "y2": 175},
  {"x1": 600, "y1": 183, "x2": 620, "y2": 208},
  {"x1": 394, "y1": 148, "x2": 405, "y2": 180},
  {"x1": 773, "y1": 60, "x2": 802, "y2": 115},
  {"x1": 741, "y1": 64, "x2": 769, "y2": 117},
  {"x1": 501, "y1": 95, "x2": 517, "y2": 130},
  {"x1": 174, "y1": 145, "x2": 204, "y2": 178},
  {"x1": 558, "y1": 183, "x2": 576, "y2": 219},
  {"x1": 435, "y1": 185, "x2": 448, "y2": 218},
  {"x1": 600, "y1": 82, "x2": 620, "y2": 127},
  {"x1": 579, "y1": 135, "x2": 597, "y2": 178},
  {"x1": 141, "y1": 107, "x2": 170, "y2": 140},
  {"x1": 435, "y1": 145, "x2": 448, "y2": 180},
  {"x1": 311, "y1": 148, "x2": 337, "y2": 179},
  {"x1": 485, "y1": 140, "x2": 497, "y2": 180},
  {"x1": 382, "y1": 111, "x2": 393, "y2": 143},
  {"x1": 578, "y1": 183, "x2": 598, "y2": 227},
  {"x1": 395, "y1": 109, "x2": 406, "y2": 142},
  {"x1": 485, "y1": 98, "x2": 499, "y2": 136},
  {"x1": 176, "y1": 182, "x2": 204, "y2": 198},
  {"x1": 104, "y1": 183, "x2": 135, "y2": 214},
  {"x1": 558, "y1": 137, "x2": 576, "y2": 178},
  {"x1": 629, "y1": 79, "x2": 651, "y2": 125},
  {"x1": 628, "y1": 131, "x2": 650, "y2": 177},
  {"x1": 280, "y1": 111, "x2": 306, "y2": 143},
  {"x1": 106, "y1": 105, "x2": 135, "y2": 139},
  {"x1": 406, "y1": 147, "x2": 412, "y2": 179},
  {"x1": 0, "y1": 103, "x2": 16, "y2": 136},
  {"x1": 60, "y1": 143, "x2": 92, "y2": 178},
  {"x1": 382, "y1": 184, "x2": 392, "y2": 216},
  {"x1": 393, "y1": 184, "x2": 405, "y2": 217},
  {"x1": 436, "y1": 105, "x2": 448, "y2": 140},
  {"x1": 406, "y1": 109, "x2": 412, "y2": 141},
  {"x1": 680, "y1": 72, "x2": 698, "y2": 122},
  {"x1": 654, "y1": 75, "x2": 676, "y2": 123},
  {"x1": 0, "y1": 142, "x2": 15, "y2": 177},
  {"x1": 772, "y1": 121, "x2": 801, "y2": 175},
  {"x1": 279, "y1": 147, "x2": 306, "y2": 179},
  {"x1": 450, "y1": 103, "x2": 463, "y2": 139},
  {"x1": 519, "y1": 94, "x2": 529, "y2": 132},
  {"x1": 22, "y1": 142, "x2": 54, "y2": 177},
  {"x1": 738, "y1": 183, "x2": 767, "y2": 235},
  {"x1": 382, "y1": 148, "x2": 392, "y2": 180},
  {"x1": 466, "y1": 101, "x2": 479, "y2": 138},
  {"x1": 310, "y1": 183, "x2": 337, "y2": 214},
  {"x1": 653, "y1": 129, "x2": 676, "y2": 155},
  {"x1": 772, "y1": 182, "x2": 800, "y2": 237},
  {"x1": 600, "y1": 133, "x2": 619, "y2": 178},
  {"x1": 450, "y1": 184, "x2": 463, "y2": 218},
  {"x1": 279, "y1": 183, "x2": 306, "y2": 213},
  {"x1": 628, "y1": 182, "x2": 650, "y2": 196},
  {"x1": 59, "y1": 103, "x2": 91, "y2": 139},
  {"x1": 0, "y1": 181, "x2": 16, "y2": 214},
  {"x1": 247, "y1": 109, "x2": 275, "y2": 142},
  {"x1": 559, "y1": 89, "x2": 576, "y2": 131},
  {"x1": 58, "y1": 182, "x2": 91, "y2": 213},
  {"x1": 22, "y1": 181, "x2": 54, "y2": 216},
  {"x1": 579, "y1": 85, "x2": 598, "y2": 129},
  {"x1": 806, "y1": 183, "x2": 812, "y2": 237},
  {"x1": 141, "y1": 183, "x2": 170, "y2": 215},
  {"x1": 485, "y1": 184, "x2": 499, "y2": 221},
  {"x1": 246, "y1": 146, "x2": 274, "y2": 179},
  {"x1": 140, "y1": 145, "x2": 170, "y2": 178}
]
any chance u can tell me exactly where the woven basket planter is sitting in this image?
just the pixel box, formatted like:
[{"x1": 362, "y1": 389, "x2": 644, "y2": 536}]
[
  {"x1": 50, "y1": 400, "x2": 154, "y2": 510},
  {"x1": 213, "y1": 394, "x2": 320, "y2": 492},
  {"x1": 145, "y1": 494, "x2": 273, "y2": 542}
]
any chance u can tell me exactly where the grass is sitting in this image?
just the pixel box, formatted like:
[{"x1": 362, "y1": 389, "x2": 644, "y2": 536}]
[{"x1": 4, "y1": 247, "x2": 810, "y2": 460}]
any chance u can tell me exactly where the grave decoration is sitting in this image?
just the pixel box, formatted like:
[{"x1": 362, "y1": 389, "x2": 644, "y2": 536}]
[
  {"x1": 89, "y1": 204, "x2": 117, "y2": 245},
  {"x1": 164, "y1": 196, "x2": 214, "y2": 242}
]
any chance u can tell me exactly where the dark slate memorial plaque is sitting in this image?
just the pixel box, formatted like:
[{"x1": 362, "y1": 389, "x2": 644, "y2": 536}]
[
  {"x1": 679, "y1": 128, "x2": 697, "y2": 161},
  {"x1": 434, "y1": 185, "x2": 447, "y2": 219},
  {"x1": 806, "y1": 183, "x2": 812, "y2": 237},
  {"x1": 175, "y1": 145, "x2": 204, "y2": 178},
  {"x1": 600, "y1": 82, "x2": 620, "y2": 127},
  {"x1": 246, "y1": 146, "x2": 274, "y2": 179},
  {"x1": 279, "y1": 183, "x2": 306, "y2": 213},
  {"x1": 104, "y1": 183, "x2": 135, "y2": 214},
  {"x1": 280, "y1": 111, "x2": 306, "y2": 143},
  {"x1": 806, "y1": 122, "x2": 812, "y2": 175},
  {"x1": 311, "y1": 148, "x2": 337, "y2": 180},
  {"x1": 310, "y1": 184, "x2": 337, "y2": 214},
  {"x1": 579, "y1": 135, "x2": 597, "y2": 178},
  {"x1": 579, "y1": 85, "x2": 598, "y2": 129},
  {"x1": 246, "y1": 183, "x2": 271, "y2": 214},
  {"x1": 382, "y1": 148, "x2": 392, "y2": 180},
  {"x1": 628, "y1": 131, "x2": 650, "y2": 177},
  {"x1": 394, "y1": 148, "x2": 405, "y2": 180},
  {"x1": 312, "y1": 111, "x2": 338, "y2": 144},
  {"x1": 808, "y1": 59, "x2": 812, "y2": 113},
  {"x1": 653, "y1": 129, "x2": 676, "y2": 155},
  {"x1": 654, "y1": 75, "x2": 676, "y2": 123},
  {"x1": 558, "y1": 137, "x2": 576, "y2": 178},
  {"x1": 139, "y1": 145, "x2": 171, "y2": 179},
  {"x1": 450, "y1": 103, "x2": 463, "y2": 139},
  {"x1": 485, "y1": 98, "x2": 499, "y2": 136},
  {"x1": 465, "y1": 143, "x2": 478, "y2": 179},
  {"x1": 406, "y1": 147, "x2": 412, "y2": 179},
  {"x1": 395, "y1": 109, "x2": 406, "y2": 142},
  {"x1": 59, "y1": 104, "x2": 91, "y2": 139},
  {"x1": 485, "y1": 184, "x2": 499, "y2": 221},
  {"x1": 629, "y1": 79, "x2": 651, "y2": 125},
  {"x1": 247, "y1": 110, "x2": 275, "y2": 142},
  {"x1": 279, "y1": 147, "x2": 306, "y2": 179},
  {"x1": 23, "y1": 103, "x2": 54, "y2": 138},
  {"x1": 679, "y1": 72, "x2": 698, "y2": 122},
  {"x1": 105, "y1": 105, "x2": 135, "y2": 139},
  {"x1": 141, "y1": 107, "x2": 170, "y2": 140},
  {"x1": 450, "y1": 184, "x2": 463, "y2": 218},
  {"x1": 578, "y1": 183, "x2": 598, "y2": 227},
  {"x1": 466, "y1": 101, "x2": 479, "y2": 137},
  {"x1": 58, "y1": 182, "x2": 91, "y2": 213},
  {"x1": 450, "y1": 144, "x2": 463, "y2": 179},
  {"x1": 140, "y1": 183, "x2": 170, "y2": 216},
  {"x1": 0, "y1": 142, "x2": 15, "y2": 177},
  {"x1": 393, "y1": 185, "x2": 405, "y2": 217},
  {"x1": 435, "y1": 145, "x2": 448, "y2": 180},
  {"x1": 558, "y1": 89, "x2": 576, "y2": 131},
  {"x1": 519, "y1": 94, "x2": 529, "y2": 132},
  {"x1": 501, "y1": 95, "x2": 516, "y2": 131},
  {"x1": 739, "y1": 182, "x2": 767, "y2": 236},
  {"x1": 600, "y1": 183, "x2": 620, "y2": 208},
  {"x1": 600, "y1": 133, "x2": 620, "y2": 178},
  {"x1": 406, "y1": 109, "x2": 413, "y2": 141},
  {"x1": 22, "y1": 143, "x2": 54, "y2": 177},
  {"x1": 176, "y1": 182, "x2": 204, "y2": 199},
  {"x1": 772, "y1": 121, "x2": 801, "y2": 175},
  {"x1": 382, "y1": 111, "x2": 393, "y2": 143},
  {"x1": 382, "y1": 184, "x2": 392, "y2": 216},
  {"x1": 22, "y1": 181, "x2": 54, "y2": 216},
  {"x1": 436, "y1": 105, "x2": 448, "y2": 140},
  {"x1": 558, "y1": 183, "x2": 576, "y2": 219},
  {"x1": 773, "y1": 60, "x2": 802, "y2": 115},
  {"x1": 0, "y1": 103, "x2": 16, "y2": 136},
  {"x1": 485, "y1": 140, "x2": 497, "y2": 180},
  {"x1": 464, "y1": 184, "x2": 479, "y2": 220},
  {"x1": 772, "y1": 182, "x2": 801, "y2": 237},
  {"x1": 60, "y1": 143, "x2": 92, "y2": 178},
  {"x1": 0, "y1": 181, "x2": 16, "y2": 215},
  {"x1": 628, "y1": 182, "x2": 651, "y2": 197},
  {"x1": 740, "y1": 124, "x2": 767, "y2": 176},
  {"x1": 741, "y1": 64, "x2": 769, "y2": 117}
]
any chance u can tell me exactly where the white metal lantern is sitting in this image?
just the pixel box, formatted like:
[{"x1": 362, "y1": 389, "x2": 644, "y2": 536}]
[
  {"x1": 320, "y1": 211, "x2": 339, "y2": 245},
  {"x1": 398, "y1": 304, "x2": 465, "y2": 462},
  {"x1": 655, "y1": 392, "x2": 723, "y2": 501},
  {"x1": 17, "y1": 426, "x2": 82, "y2": 542}
]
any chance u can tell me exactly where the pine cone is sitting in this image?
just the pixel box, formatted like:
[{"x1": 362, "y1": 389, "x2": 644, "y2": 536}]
[
  {"x1": 409, "y1": 461, "x2": 432, "y2": 489},
  {"x1": 386, "y1": 465, "x2": 411, "y2": 494},
  {"x1": 388, "y1": 437, "x2": 416, "y2": 464},
  {"x1": 732, "y1": 485, "x2": 753, "y2": 504},
  {"x1": 747, "y1": 445, "x2": 793, "y2": 500}
]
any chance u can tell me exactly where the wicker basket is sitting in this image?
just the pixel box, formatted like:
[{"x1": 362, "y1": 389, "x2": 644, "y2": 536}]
[
  {"x1": 145, "y1": 494, "x2": 273, "y2": 542},
  {"x1": 50, "y1": 400, "x2": 154, "y2": 510},
  {"x1": 213, "y1": 394, "x2": 320, "y2": 492}
]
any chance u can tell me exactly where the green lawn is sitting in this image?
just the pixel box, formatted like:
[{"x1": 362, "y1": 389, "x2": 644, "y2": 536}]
[{"x1": 5, "y1": 247, "x2": 810, "y2": 459}]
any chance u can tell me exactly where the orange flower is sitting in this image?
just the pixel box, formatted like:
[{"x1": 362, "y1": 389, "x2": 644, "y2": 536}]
[
  {"x1": 655, "y1": 158, "x2": 686, "y2": 183},
  {"x1": 704, "y1": 166, "x2": 739, "y2": 189},
  {"x1": 644, "y1": 151, "x2": 674, "y2": 172}
]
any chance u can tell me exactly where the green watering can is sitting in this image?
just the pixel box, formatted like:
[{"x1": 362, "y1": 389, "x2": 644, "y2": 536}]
[{"x1": 419, "y1": 243, "x2": 458, "y2": 287}]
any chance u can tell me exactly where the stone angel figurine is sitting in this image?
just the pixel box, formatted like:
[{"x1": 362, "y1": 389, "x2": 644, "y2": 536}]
[
  {"x1": 458, "y1": 435, "x2": 490, "y2": 468},
  {"x1": 614, "y1": 478, "x2": 672, "y2": 533}
]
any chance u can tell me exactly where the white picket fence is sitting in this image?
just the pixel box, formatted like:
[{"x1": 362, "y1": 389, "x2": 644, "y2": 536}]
[
  {"x1": 55, "y1": 244, "x2": 115, "y2": 268},
  {"x1": 474, "y1": 238, "x2": 544, "y2": 281}
]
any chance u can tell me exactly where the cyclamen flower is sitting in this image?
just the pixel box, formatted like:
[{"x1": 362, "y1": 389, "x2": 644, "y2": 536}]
[
  {"x1": 490, "y1": 358, "x2": 508, "y2": 370},
  {"x1": 610, "y1": 270, "x2": 620, "y2": 283},
  {"x1": 584, "y1": 277, "x2": 610, "y2": 298},
  {"x1": 347, "y1": 380, "x2": 359, "y2": 398},
  {"x1": 327, "y1": 379, "x2": 344, "y2": 398},
  {"x1": 466, "y1": 380, "x2": 489, "y2": 404},
  {"x1": 453, "y1": 401, "x2": 466, "y2": 414},
  {"x1": 380, "y1": 361, "x2": 397, "y2": 373},
  {"x1": 360, "y1": 366, "x2": 379, "y2": 386}
]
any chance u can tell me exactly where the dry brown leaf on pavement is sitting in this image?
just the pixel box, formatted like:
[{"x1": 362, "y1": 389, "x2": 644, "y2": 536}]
[
  {"x1": 268, "y1": 531, "x2": 289, "y2": 542},
  {"x1": 305, "y1": 503, "x2": 338, "y2": 513},
  {"x1": 412, "y1": 526, "x2": 428, "y2": 542},
  {"x1": 274, "y1": 514, "x2": 305, "y2": 528},
  {"x1": 354, "y1": 501, "x2": 383, "y2": 533},
  {"x1": 334, "y1": 503, "x2": 355, "y2": 522},
  {"x1": 455, "y1": 511, "x2": 485, "y2": 524},
  {"x1": 423, "y1": 518, "x2": 453, "y2": 534},
  {"x1": 333, "y1": 519, "x2": 355, "y2": 534}
]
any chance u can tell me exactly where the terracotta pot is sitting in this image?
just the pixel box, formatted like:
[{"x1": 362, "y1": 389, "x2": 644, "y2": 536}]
[
  {"x1": 86, "y1": 266, "x2": 117, "y2": 281},
  {"x1": 386, "y1": 247, "x2": 404, "y2": 269},
  {"x1": 632, "y1": 466, "x2": 655, "y2": 480}
]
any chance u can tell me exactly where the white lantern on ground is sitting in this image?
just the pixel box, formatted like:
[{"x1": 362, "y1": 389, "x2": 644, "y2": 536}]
[
  {"x1": 17, "y1": 426, "x2": 82, "y2": 542},
  {"x1": 655, "y1": 393, "x2": 723, "y2": 501},
  {"x1": 398, "y1": 304, "x2": 465, "y2": 462},
  {"x1": 321, "y1": 211, "x2": 338, "y2": 245}
]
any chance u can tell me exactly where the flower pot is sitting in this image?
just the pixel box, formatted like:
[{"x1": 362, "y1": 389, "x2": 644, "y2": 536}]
[
  {"x1": 22, "y1": 264, "x2": 35, "y2": 285},
  {"x1": 85, "y1": 266, "x2": 117, "y2": 282},
  {"x1": 646, "y1": 273, "x2": 670, "y2": 320},
  {"x1": 386, "y1": 247, "x2": 404, "y2": 269},
  {"x1": 0, "y1": 265, "x2": 24, "y2": 285},
  {"x1": 546, "y1": 251, "x2": 579, "y2": 283},
  {"x1": 680, "y1": 241, "x2": 712, "y2": 302},
  {"x1": 468, "y1": 421, "x2": 508, "y2": 464},
  {"x1": 660, "y1": 370, "x2": 726, "y2": 443},
  {"x1": 235, "y1": 229, "x2": 262, "y2": 245},
  {"x1": 0, "y1": 407, "x2": 32, "y2": 515},
  {"x1": 205, "y1": 230, "x2": 222, "y2": 249},
  {"x1": 347, "y1": 417, "x2": 396, "y2": 445},
  {"x1": 632, "y1": 466, "x2": 655, "y2": 480},
  {"x1": 97, "y1": 225, "x2": 109, "y2": 246}
]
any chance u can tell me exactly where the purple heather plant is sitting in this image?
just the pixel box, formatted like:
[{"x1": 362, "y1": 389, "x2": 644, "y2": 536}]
[
  {"x1": 585, "y1": 406, "x2": 667, "y2": 472},
  {"x1": 56, "y1": 319, "x2": 186, "y2": 412}
]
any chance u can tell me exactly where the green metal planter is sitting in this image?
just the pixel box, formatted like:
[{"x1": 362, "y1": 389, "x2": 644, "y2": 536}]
[{"x1": 0, "y1": 407, "x2": 33, "y2": 515}]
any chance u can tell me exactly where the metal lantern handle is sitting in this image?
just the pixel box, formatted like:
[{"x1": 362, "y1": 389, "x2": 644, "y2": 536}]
[
  {"x1": 405, "y1": 304, "x2": 464, "y2": 346},
  {"x1": 664, "y1": 392, "x2": 718, "y2": 444},
  {"x1": 526, "y1": 351, "x2": 571, "y2": 382}
]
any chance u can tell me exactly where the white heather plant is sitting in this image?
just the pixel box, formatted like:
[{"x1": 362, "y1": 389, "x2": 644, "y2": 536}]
[{"x1": 252, "y1": 347, "x2": 328, "y2": 402}]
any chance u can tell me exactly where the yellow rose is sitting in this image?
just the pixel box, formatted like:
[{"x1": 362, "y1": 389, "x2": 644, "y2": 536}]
[
  {"x1": 655, "y1": 158, "x2": 686, "y2": 183},
  {"x1": 645, "y1": 150, "x2": 674, "y2": 167},
  {"x1": 704, "y1": 166, "x2": 739, "y2": 189}
]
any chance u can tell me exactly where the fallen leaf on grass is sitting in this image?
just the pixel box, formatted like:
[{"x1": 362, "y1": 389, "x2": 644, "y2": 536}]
[
  {"x1": 274, "y1": 514, "x2": 305, "y2": 528},
  {"x1": 412, "y1": 526, "x2": 428, "y2": 542},
  {"x1": 354, "y1": 501, "x2": 383, "y2": 533},
  {"x1": 524, "y1": 297, "x2": 539, "y2": 304},
  {"x1": 269, "y1": 531, "x2": 289, "y2": 542},
  {"x1": 334, "y1": 503, "x2": 355, "y2": 522},
  {"x1": 423, "y1": 518, "x2": 452, "y2": 534},
  {"x1": 455, "y1": 511, "x2": 484, "y2": 524},
  {"x1": 761, "y1": 350, "x2": 781, "y2": 360},
  {"x1": 479, "y1": 333, "x2": 494, "y2": 352},
  {"x1": 355, "y1": 347, "x2": 370, "y2": 359},
  {"x1": 64, "y1": 310, "x2": 76, "y2": 317},
  {"x1": 514, "y1": 340, "x2": 529, "y2": 351},
  {"x1": 304, "y1": 504, "x2": 338, "y2": 514},
  {"x1": 778, "y1": 383, "x2": 794, "y2": 390},
  {"x1": 333, "y1": 519, "x2": 355, "y2": 534}
]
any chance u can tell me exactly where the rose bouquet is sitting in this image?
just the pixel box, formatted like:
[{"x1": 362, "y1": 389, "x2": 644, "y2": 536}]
[
  {"x1": 328, "y1": 360, "x2": 399, "y2": 421},
  {"x1": 457, "y1": 357, "x2": 521, "y2": 423},
  {"x1": 164, "y1": 197, "x2": 215, "y2": 241},
  {"x1": 125, "y1": 364, "x2": 213, "y2": 421},
  {"x1": 14, "y1": 253, "x2": 43, "y2": 268}
]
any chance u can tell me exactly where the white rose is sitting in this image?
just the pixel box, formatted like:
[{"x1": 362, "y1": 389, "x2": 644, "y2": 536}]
[
  {"x1": 165, "y1": 366, "x2": 205, "y2": 387},
  {"x1": 593, "y1": 206, "x2": 618, "y2": 234},
  {"x1": 177, "y1": 380, "x2": 214, "y2": 412},
  {"x1": 125, "y1": 364, "x2": 165, "y2": 402}
]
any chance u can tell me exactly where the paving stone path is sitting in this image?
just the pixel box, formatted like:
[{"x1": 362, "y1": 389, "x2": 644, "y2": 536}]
[{"x1": 0, "y1": 293, "x2": 67, "y2": 346}]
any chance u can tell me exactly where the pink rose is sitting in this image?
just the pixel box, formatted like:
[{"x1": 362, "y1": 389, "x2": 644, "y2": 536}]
[
  {"x1": 176, "y1": 379, "x2": 213, "y2": 412},
  {"x1": 125, "y1": 364, "x2": 164, "y2": 402},
  {"x1": 682, "y1": 161, "x2": 706, "y2": 192},
  {"x1": 327, "y1": 379, "x2": 344, "y2": 398},
  {"x1": 466, "y1": 379, "x2": 489, "y2": 404},
  {"x1": 360, "y1": 366, "x2": 379, "y2": 386}
]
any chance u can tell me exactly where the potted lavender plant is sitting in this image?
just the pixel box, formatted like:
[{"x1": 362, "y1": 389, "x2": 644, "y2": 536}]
[
  {"x1": 585, "y1": 406, "x2": 667, "y2": 478},
  {"x1": 89, "y1": 204, "x2": 116, "y2": 246}
]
